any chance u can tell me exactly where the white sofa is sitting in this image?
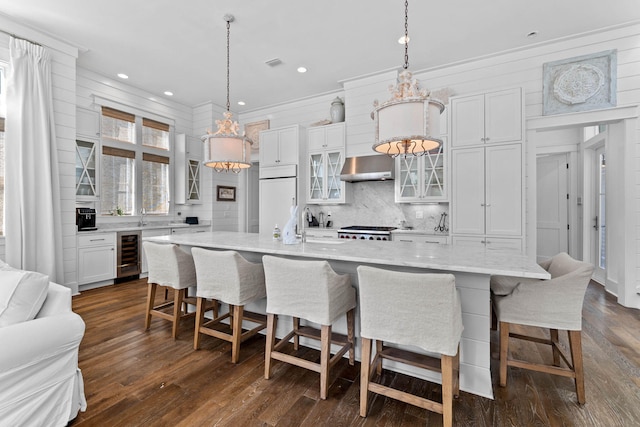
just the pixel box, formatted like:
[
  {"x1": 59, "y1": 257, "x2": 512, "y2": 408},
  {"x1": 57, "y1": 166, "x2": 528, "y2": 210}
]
[{"x1": 0, "y1": 269, "x2": 87, "y2": 426}]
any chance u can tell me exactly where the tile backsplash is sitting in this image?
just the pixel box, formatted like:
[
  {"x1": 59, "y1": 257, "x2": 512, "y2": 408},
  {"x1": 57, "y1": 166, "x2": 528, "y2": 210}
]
[{"x1": 305, "y1": 181, "x2": 449, "y2": 233}]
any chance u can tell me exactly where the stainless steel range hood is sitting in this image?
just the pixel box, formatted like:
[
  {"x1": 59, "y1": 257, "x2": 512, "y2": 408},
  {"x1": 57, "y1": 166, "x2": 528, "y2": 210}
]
[{"x1": 339, "y1": 154, "x2": 395, "y2": 182}]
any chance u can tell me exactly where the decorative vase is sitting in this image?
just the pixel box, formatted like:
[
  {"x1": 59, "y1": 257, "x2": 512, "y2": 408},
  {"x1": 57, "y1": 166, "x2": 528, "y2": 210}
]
[{"x1": 330, "y1": 97, "x2": 345, "y2": 123}]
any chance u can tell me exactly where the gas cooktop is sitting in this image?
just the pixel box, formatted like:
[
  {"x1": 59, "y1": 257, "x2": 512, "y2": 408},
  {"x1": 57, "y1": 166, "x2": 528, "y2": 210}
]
[{"x1": 338, "y1": 226, "x2": 397, "y2": 232}]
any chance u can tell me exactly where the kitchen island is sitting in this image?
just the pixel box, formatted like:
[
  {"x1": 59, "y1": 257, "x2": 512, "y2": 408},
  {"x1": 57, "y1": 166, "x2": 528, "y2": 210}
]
[{"x1": 145, "y1": 231, "x2": 548, "y2": 399}]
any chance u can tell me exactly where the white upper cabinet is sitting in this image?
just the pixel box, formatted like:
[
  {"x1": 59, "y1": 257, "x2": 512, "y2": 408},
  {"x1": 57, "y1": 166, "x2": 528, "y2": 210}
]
[
  {"x1": 259, "y1": 125, "x2": 300, "y2": 168},
  {"x1": 395, "y1": 137, "x2": 447, "y2": 203},
  {"x1": 451, "y1": 87, "x2": 522, "y2": 148},
  {"x1": 76, "y1": 107, "x2": 101, "y2": 140},
  {"x1": 174, "y1": 134, "x2": 202, "y2": 205},
  {"x1": 307, "y1": 123, "x2": 346, "y2": 204}
]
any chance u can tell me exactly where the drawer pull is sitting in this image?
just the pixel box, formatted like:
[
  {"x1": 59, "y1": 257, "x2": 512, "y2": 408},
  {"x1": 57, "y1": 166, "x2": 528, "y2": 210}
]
[{"x1": 90, "y1": 238, "x2": 105, "y2": 242}]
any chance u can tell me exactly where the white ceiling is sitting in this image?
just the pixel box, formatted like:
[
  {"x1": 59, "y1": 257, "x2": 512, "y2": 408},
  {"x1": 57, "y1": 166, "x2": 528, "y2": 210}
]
[{"x1": 1, "y1": 0, "x2": 639, "y2": 112}]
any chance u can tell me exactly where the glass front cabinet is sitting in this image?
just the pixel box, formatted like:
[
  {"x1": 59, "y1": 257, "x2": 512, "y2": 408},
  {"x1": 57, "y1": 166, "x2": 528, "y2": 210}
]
[
  {"x1": 395, "y1": 138, "x2": 447, "y2": 203},
  {"x1": 306, "y1": 123, "x2": 346, "y2": 204},
  {"x1": 75, "y1": 139, "x2": 99, "y2": 199}
]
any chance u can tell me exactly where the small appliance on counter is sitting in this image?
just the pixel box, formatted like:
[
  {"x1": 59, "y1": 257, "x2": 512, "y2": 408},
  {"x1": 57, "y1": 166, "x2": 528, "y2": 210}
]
[
  {"x1": 185, "y1": 216, "x2": 199, "y2": 225},
  {"x1": 76, "y1": 208, "x2": 97, "y2": 231}
]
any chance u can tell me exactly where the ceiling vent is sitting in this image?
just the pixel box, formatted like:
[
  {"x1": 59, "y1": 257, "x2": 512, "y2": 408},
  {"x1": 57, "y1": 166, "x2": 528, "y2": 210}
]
[{"x1": 265, "y1": 58, "x2": 283, "y2": 67}]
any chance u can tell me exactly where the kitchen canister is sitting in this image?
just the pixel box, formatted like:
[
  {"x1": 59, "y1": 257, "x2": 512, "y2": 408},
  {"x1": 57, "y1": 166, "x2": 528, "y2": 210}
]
[{"x1": 330, "y1": 96, "x2": 345, "y2": 123}]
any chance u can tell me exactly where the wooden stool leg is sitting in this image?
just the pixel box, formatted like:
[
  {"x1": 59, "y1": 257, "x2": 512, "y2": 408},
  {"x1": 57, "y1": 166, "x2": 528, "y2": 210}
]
[
  {"x1": 359, "y1": 337, "x2": 373, "y2": 417},
  {"x1": 145, "y1": 282, "x2": 157, "y2": 330},
  {"x1": 293, "y1": 317, "x2": 300, "y2": 350},
  {"x1": 551, "y1": 328, "x2": 560, "y2": 366},
  {"x1": 264, "y1": 314, "x2": 277, "y2": 379},
  {"x1": 231, "y1": 305, "x2": 244, "y2": 364},
  {"x1": 453, "y1": 345, "x2": 460, "y2": 398},
  {"x1": 172, "y1": 288, "x2": 184, "y2": 339},
  {"x1": 320, "y1": 324, "x2": 331, "y2": 400},
  {"x1": 441, "y1": 354, "x2": 454, "y2": 427},
  {"x1": 375, "y1": 340, "x2": 383, "y2": 376},
  {"x1": 194, "y1": 297, "x2": 205, "y2": 350},
  {"x1": 347, "y1": 309, "x2": 355, "y2": 366},
  {"x1": 490, "y1": 300, "x2": 497, "y2": 331},
  {"x1": 499, "y1": 321, "x2": 510, "y2": 387},
  {"x1": 569, "y1": 330, "x2": 586, "y2": 405}
]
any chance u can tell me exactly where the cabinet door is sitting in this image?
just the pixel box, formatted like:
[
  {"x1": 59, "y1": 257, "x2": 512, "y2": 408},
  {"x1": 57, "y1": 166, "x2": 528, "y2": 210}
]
[
  {"x1": 277, "y1": 127, "x2": 299, "y2": 165},
  {"x1": 78, "y1": 245, "x2": 116, "y2": 284},
  {"x1": 77, "y1": 108, "x2": 100, "y2": 139},
  {"x1": 484, "y1": 237, "x2": 522, "y2": 252},
  {"x1": 421, "y1": 143, "x2": 446, "y2": 199},
  {"x1": 187, "y1": 159, "x2": 201, "y2": 202},
  {"x1": 259, "y1": 130, "x2": 280, "y2": 167},
  {"x1": 396, "y1": 155, "x2": 420, "y2": 201},
  {"x1": 308, "y1": 152, "x2": 325, "y2": 202},
  {"x1": 485, "y1": 144, "x2": 522, "y2": 236},
  {"x1": 76, "y1": 140, "x2": 99, "y2": 199},
  {"x1": 451, "y1": 148, "x2": 485, "y2": 235},
  {"x1": 308, "y1": 127, "x2": 326, "y2": 151},
  {"x1": 451, "y1": 94, "x2": 484, "y2": 148},
  {"x1": 324, "y1": 123, "x2": 345, "y2": 150},
  {"x1": 325, "y1": 150, "x2": 344, "y2": 201},
  {"x1": 484, "y1": 88, "x2": 522, "y2": 144}
]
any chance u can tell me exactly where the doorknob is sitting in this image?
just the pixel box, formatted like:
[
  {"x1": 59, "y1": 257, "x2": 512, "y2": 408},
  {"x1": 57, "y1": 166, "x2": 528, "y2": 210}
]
[{"x1": 593, "y1": 216, "x2": 598, "y2": 230}]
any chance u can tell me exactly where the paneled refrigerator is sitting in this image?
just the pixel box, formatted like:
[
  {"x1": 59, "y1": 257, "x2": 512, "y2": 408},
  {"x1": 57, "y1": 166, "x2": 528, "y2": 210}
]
[{"x1": 258, "y1": 165, "x2": 297, "y2": 236}]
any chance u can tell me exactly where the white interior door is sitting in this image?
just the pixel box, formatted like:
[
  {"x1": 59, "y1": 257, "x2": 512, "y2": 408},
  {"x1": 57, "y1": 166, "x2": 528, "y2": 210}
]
[
  {"x1": 593, "y1": 145, "x2": 606, "y2": 283},
  {"x1": 536, "y1": 153, "x2": 569, "y2": 262}
]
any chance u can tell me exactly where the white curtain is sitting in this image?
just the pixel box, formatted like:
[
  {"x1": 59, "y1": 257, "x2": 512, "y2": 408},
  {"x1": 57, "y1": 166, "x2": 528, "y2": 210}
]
[{"x1": 5, "y1": 37, "x2": 64, "y2": 283}]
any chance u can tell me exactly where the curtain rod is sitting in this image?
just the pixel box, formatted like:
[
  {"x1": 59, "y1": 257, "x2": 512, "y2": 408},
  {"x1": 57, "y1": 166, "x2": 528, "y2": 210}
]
[{"x1": 0, "y1": 29, "x2": 42, "y2": 46}]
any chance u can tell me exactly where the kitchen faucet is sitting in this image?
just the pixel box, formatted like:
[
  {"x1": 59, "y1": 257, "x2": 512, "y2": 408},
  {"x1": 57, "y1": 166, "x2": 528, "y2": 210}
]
[{"x1": 139, "y1": 208, "x2": 147, "y2": 226}]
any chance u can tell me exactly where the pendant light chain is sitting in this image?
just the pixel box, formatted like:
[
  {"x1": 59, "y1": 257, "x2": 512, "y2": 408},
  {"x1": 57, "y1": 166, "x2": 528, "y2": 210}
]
[
  {"x1": 403, "y1": 0, "x2": 409, "y2": 70},
  {"x1": 226, "y1": 18, "x2": 231, "y2": 112}
]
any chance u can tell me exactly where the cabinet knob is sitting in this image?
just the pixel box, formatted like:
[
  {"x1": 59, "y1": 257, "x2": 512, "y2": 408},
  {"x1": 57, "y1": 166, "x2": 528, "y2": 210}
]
[{"x1": 485, "y1": 137, "x2": 490, "y2": 141}]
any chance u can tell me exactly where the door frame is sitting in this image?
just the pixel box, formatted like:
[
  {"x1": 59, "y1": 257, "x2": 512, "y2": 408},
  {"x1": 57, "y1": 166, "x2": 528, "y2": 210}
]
[{"x1": 582, "y1": 134, "x2": 607, "y2": 285}]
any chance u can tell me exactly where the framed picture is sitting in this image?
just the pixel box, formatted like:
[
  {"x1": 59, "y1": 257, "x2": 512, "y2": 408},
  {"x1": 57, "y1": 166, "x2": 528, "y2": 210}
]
[
  {"x1": 216, "y1": 185, "x2": 236, "y2": 202},
  {"x1": 244, "y1": 119, "x2": 270, "y2": 152},
  {"x1": 543, "y1": 50, "x2": 617, "y2": 115}
]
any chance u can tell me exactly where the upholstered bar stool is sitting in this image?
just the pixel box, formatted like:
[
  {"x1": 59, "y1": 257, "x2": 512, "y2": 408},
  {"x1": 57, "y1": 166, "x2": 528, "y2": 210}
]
[
  {"x1": 491, "y1": 252, "x2": 594, "y2": 404},
  {"x1": 142, "y1": 241, "x2": 198, "y2": 339},
  {"x1": 191, "y1": 248, "x2": 267, "y2": 363},
  {"x1": 357, "y1": 266, "x2": 463, "y2": 427},
  {"x1": 262, "y1": 255, "x2": 356, "y2": 400}
]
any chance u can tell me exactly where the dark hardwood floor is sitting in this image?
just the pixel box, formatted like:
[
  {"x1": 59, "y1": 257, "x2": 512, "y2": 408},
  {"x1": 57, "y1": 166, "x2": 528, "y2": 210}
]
[{"x1": 69, "y1": 279, "x2": 640, "y2": 426}]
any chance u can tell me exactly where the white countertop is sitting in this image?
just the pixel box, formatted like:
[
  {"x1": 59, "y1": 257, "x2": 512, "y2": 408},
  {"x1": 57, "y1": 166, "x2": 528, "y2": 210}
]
[
  {"x1": 391, "y1": 229, "x2": 449, "y2": 236},
  {"x1": 77, "y1": 221, "x2": 211, "y2": 234},
  {"x1": 145, "y1": 231, "x2": 547, "y2": 279}
]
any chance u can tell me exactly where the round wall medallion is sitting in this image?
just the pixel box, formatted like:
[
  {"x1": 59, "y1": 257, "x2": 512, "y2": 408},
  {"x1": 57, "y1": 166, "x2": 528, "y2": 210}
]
[{"x1": 553, "y1": 64, "x2": 605, "y2": 105}]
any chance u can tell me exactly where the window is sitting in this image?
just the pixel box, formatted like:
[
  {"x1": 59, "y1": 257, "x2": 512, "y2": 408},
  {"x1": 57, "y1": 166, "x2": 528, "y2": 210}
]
[
  {"x1": 142, "y1": 153, "x2": 169, "y2": 215},
  {"x1": 101, "y1": 147, "x2": 135, "y2": 215},
  {"x1": 100, "y1": 106, "x2": 172, "y2": 216}
]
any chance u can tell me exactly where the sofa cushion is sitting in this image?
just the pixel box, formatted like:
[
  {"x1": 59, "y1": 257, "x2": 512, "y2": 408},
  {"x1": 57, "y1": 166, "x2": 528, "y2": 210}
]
[{"x1": 0, "y1": 269, "x2": 50, "y2": 327}]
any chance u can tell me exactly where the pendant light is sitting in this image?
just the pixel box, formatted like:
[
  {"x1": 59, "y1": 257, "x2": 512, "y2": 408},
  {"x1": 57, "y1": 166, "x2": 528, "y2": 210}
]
[
  {"x1": 201, "y1": 14, "x2": 252, "y2": 173},
  {"x1": 371, "y1": 0, "x2": 444, "y2": 158}
]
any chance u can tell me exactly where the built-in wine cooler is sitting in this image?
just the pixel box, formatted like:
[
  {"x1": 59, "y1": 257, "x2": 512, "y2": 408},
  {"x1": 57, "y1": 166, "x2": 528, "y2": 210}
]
[{"x1": 117, "y1": 231, "x2": 141, "y2": 279}]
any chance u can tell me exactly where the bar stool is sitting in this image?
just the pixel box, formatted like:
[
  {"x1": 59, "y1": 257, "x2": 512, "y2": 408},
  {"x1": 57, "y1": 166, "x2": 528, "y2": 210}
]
[
  {"x1": 262, "y1": 255, "x2": 356, "y2": 400},
  {"x1": 357, "y1": 266, "x2": 463, "y2": 427},
  {"x1": 143, "y1": 241, "x2": 198, "y2": 339},
  {"x1": 491, "y1": 252, "x2": 594, "y2": 404},
  {"x1": 191, "y1": 248, "x2": 267, "y2": 363}
]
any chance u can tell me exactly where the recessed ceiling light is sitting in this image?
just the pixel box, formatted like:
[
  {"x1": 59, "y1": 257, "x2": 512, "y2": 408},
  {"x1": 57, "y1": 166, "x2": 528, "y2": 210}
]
[
  {"x1": 526, "y1": 31, "x2": 539, "y2": 39},
  {"x1": 297, "y1": 67, "x2": 307, "y2": 73},
  {"x1": 398, "y1": 35, "x2": 410, "y2": 44},
  {"x1": 164, "y1": 91, "x2": 173, "y2": 96},
  {"x1": 237, "y1": 101, "x2": 246, "y2": 106},
  {"x1": 117, "y1": 73, "x2": 128, "y2": 79}
]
